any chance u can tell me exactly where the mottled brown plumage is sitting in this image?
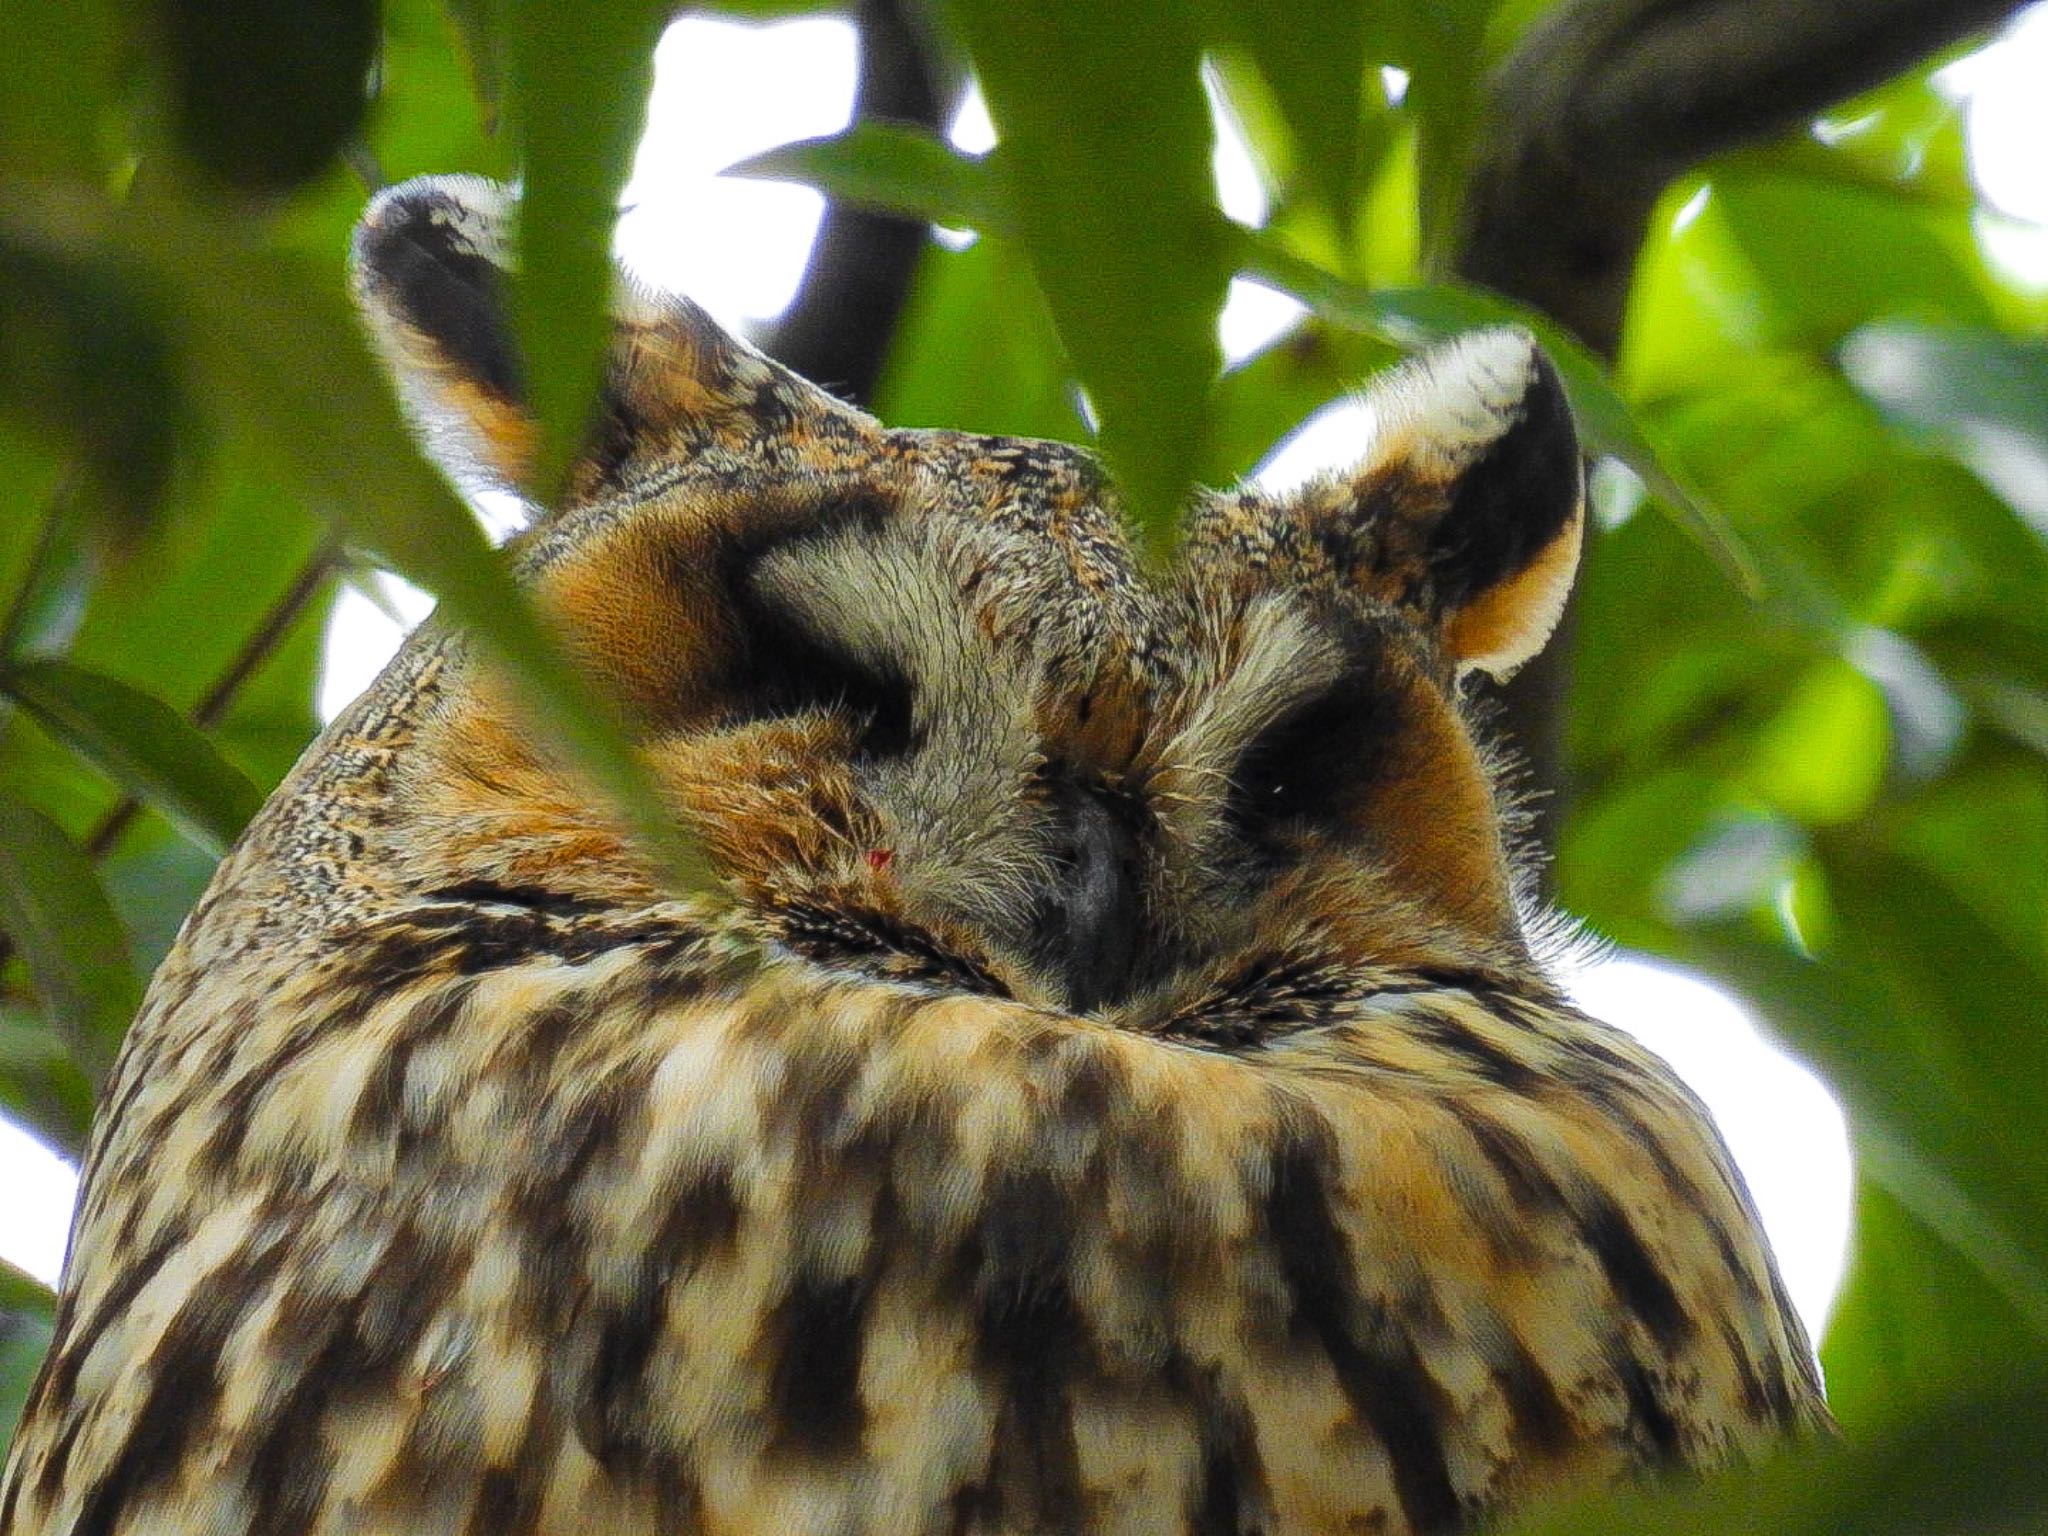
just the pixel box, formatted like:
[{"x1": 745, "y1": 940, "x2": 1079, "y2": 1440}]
[{"x1": 1, "y1": 175, "x2": 1826, "y2": 1536}]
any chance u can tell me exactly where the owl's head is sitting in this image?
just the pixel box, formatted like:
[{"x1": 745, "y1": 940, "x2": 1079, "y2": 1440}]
[{"x1": 349, "y1": 176, "x2": 1582, "y2": 1030}]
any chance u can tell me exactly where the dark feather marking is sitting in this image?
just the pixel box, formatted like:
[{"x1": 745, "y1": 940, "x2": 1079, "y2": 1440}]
[
  {"x1": 1576, "y1": 1189, "x2": 1693, "y2": 1349},
  {"x1": 509, "y1": 1069, "x2": 644, "y2": 1333},
  {"x1": 31, "y1": 1218, "x2": 190, "y2": 1496},
  {"x1": 1265, "y1": 1118, "x2": 1463, "y2": 1535},
  {"x1": 1491, "y1": 1328, "x2": 1572, "y2": 1461},
  {"x1": 1461, "y1": 1112, "x2": 1564, "y2": 1213},
  {"x1": 196, "y1": 1013, "x2": 336, "y2": 1176},
  {"x1": 575, "y1": 1165, "x2": 743, "y2": 1467},
  {"x1": 971, "y1": 1168, "x2": 1087, "y2": 1535},
  {"x1": 1408, "y1": 1006, "x2": 1542, "y2": 1091},
  {"x1": 1570, "y1": 1070, "x2": 1757, "y2": 1303},
  {"x1": 763, "y1": 1270, "x2": 877, "y2": 1458},
  {"x1": 1613, "y1": 1351, "x2": 1682, "y2": 1462},
  {"x1": 1168, "y1": 1356, "x2": 1270, "y2": 1536},
  {"x1": 463, "y1": 1398, "x2": 564, "y2": 1536},
  {"x1": 243, "y1": 1221, "x2": 454, "y2": 1533},
  {"x1": 348, "y1": 980, "x2": 476, "y2": 1150},
  {"x1": 70, "y1": 1233, "x2": 290, "y2": 1536}
]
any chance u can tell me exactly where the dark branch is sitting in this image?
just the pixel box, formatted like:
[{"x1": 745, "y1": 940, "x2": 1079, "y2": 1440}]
[
  {"x1": 764, "y1": 0, "x2": 958, "y2": 408},
  {"x1": 1450, "y1": 0, "x2": 2027, "y2": 865},
  {"x1": 1455, "y1": 0, "x2": 2024, "y2": 357}
]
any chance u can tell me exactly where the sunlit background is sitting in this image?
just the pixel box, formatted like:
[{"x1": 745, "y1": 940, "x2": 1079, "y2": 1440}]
[{"x1": 8, "y1": 3, "x2": 2048, "y2": 1348}]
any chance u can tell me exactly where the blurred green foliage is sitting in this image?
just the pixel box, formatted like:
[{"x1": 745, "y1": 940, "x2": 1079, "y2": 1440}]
[{"x1": 1, "y1": 0, "x2": 2045, "y2": 1526}]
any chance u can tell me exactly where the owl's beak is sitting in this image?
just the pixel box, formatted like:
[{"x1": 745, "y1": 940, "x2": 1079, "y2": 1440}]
[{"x1": 1027, "y1": 776, "x2": 1144, "y2": 1015}]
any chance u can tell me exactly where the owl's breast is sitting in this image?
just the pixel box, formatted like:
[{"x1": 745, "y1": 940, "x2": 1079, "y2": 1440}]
[{"x1": 6, "y1": 905, "x2": 1821, "y2": 1536}]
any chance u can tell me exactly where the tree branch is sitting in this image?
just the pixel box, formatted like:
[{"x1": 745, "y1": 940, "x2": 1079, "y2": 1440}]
[
  {"x1": 765, "y1": 0, "x2": 958, "y2": 407},
  {"x1": 1455, "y1": 0, "x2": 2024, "y2": 357},
  {"x1": 1451, "y1": 0, "x2": 2027, "y2": 867}
]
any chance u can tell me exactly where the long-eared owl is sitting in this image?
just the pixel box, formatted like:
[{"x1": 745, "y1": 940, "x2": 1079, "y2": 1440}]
[{"x1": 2, "y1": 175, "x2": 1826, "y2": 1536}]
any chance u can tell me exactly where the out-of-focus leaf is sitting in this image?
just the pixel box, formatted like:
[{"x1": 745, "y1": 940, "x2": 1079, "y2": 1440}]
[
  {"x1": 1707, "y1": 904, "x2": 2048, "y2": 1343},
  {"x1": 161, "y1": 0, "x2": 380, "y2": 193},
  {"x1": 372, "y1": 0, "x2": 519, "y2": 183},
  {"x1": 6, "y1": 175, "x2": 705, "y2": 893},
  {"x1": 730, "y1": 128, "x2": 1007, "y2": 233},
  {"x1": 874, "y1": 236, "x2": 1083, "y2": 444},
  {"x1": 1841, "y1": 321, "x2": 2048, "y2": 540},
  {"x1": 0, "y1": 0, "x2": 122, "y2": 179},
  {"x1": 1202, "y1": 321, "x2": 1394, "y2": 484},
  {"x1": 1377, "y1": 0, "x2": 1494, "y2": 270},
  {"x1": 1505, "y1": 1376, "x2": 2048, "y2": 1535},
  {"x1": 944, "y1": 0, "x2": 1229, "y2": 553},
  {"x1": 440, "y1": 0, "x2": 506, "y2": 131},
  {"x1": 1238, "y1": 230, "x2": 1762, "y2": 593},
  {"x1": 0, "y1": 484, "x2": 95, "y2": 663},
  {"x1": 0, "y1": 658, "x2": 261, "y2": 856},
  {"x1": 0, "y1": 1003, "x2": 96, "y2": 1158},
  {"x1": 0, "y1": 794, "x2": 141, "y2": 1085},
  {"x1": 1206, "y1": 2, "x2": 1370, "y2": 220},
  {"x1": 1715, "y1": 169, "x2": 1996, "y2": 351},
  {"x1": 507, "y1": 0, "x2": 668, "y2": 494},
  {"x1": 0, "y1": 234, "x2": 186, "y2": 543},
  {"x1": 1743, "y1": 658, "x2": 1890, "y2": 826},
  {"x1": 1824, "y1": 1180, "x2": 2039, "y2": 1433},
  {"x1": 0, "y1": 1256, "x2": 56, "y2": 1464}
]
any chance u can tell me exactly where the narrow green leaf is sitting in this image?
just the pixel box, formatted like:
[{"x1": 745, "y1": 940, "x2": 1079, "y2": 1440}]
[
  {"x1": 1705, "y1": 927, "x2": 2048, "y2": 1340},
  {"x1": 943, "y1": 0, "x2": 1229, "y2": 554},
  {"x1": 3, "y1": 176, "x2": 708, "y2": 894},
  {"x1": 0, "y1": 794, "x2": 141, "y2": 1085},
  {"x1": 1206, "y1": 2, "x2": 1370, "y2": 220},
  {"x1": 440, "y1": 0, "x2": 508, "y2": 132},
  {"x1": 729, "y1": 127, "x2": 1008, "y2": 235},
  {"x1": 507, "y1": 0, "x2": 669, "y2": 495},
  {"x1": 0, "y1": 658, "x2": 261, "y2": 856},
  {"x1": 1237, "y1": 229, "x2": 1763, "y2": 594}
]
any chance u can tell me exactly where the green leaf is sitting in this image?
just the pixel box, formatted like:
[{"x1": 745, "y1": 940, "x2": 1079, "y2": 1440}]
[
  {"x1": 0, "y1": 1256, "x2": 56, "y2": 1465},
  {"x1": 0, "y1": 793, "x2": 141, "y2": 1086},
  {"x1": 1823, "y1": 1180, "x2": 2041, "y2": 1433},
  {"x1": 1205, "y1": 2, "x2": 1371, "y2": 220},
  {"x1": 161, "y1": 0, "x2": 381, "y2": 193},
  {"x1": 0, "y1": 1001, "x2": 96, "y2": 1158},
  {"x1": 0, "y1": 233, "x2": 187, "y2": 544},
  {"x1": 1505, "y1": 1377, "x2": 2048, "y2": 1535},
  {"x1": 1705, "y1": 916, "x2": 2048, "y2": 1343},
  {"x1": 943, "y1": 0, "x2": 1229, "y2": 554},
  {"x1": 873, "y1": 235, "x2": 1084, "y2": 444},
  {"x1": 507, "y1": 0, "x2": 669, "y2": 495},
  {"x1": 5, "y1": 174, "x2": 707, "y2": 893},
  {"x1": 0, "y1": 658, "x2": 261, "y2": 856},
  {"x1": 730, "y1": 127, "x2": 1008, "y2": 235},
  {"x1": 440, "y1": 0, "x2": 508, "y2": 132},
  {"x1": 0, "y1": 0, "x2": 122, "y2": 180},
  {"x1": 1236, "y1": 229, "x2": 1763, "y2": 593},
  {"x1": 1841, "y1": 322, "x2": 2048, "y2": 537}
]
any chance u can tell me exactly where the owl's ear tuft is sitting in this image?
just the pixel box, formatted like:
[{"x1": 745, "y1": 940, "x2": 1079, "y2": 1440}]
[
  {"x1": 352, "y1": 175, "x2": 537, "y2": 501},
  {"x1": 1334, "y1": 328, "x2": 1583, "y2": 680},
  {"x1": 352, "y1": 175, "x2": 856, "y2": 517}
]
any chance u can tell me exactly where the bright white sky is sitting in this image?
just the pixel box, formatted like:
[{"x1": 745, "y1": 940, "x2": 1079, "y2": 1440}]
[{"x1": 9, "y1": 6, "x2": 2048, "y2": 1344}]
